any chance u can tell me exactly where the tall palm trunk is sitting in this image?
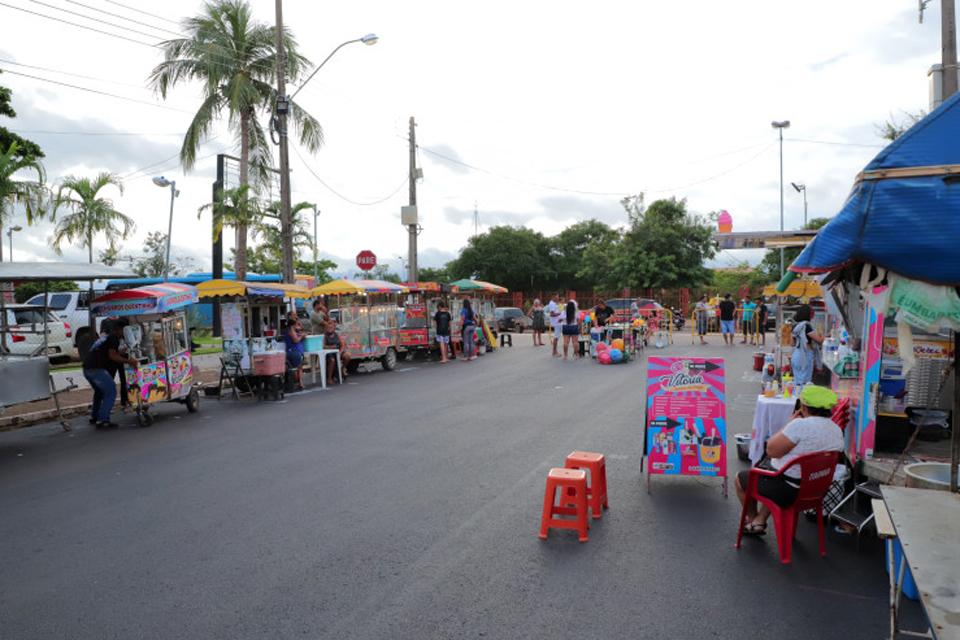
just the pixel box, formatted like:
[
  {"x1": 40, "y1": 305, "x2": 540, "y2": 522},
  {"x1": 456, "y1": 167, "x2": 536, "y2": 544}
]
[{"x1": 235, "y1": 109, "x2": 251, "y2": 282}]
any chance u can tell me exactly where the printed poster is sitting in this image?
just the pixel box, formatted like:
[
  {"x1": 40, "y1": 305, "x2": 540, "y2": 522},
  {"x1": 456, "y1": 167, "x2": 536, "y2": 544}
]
[{"x1": 645, "y1": 357, "x2": 727, "y2": 477}]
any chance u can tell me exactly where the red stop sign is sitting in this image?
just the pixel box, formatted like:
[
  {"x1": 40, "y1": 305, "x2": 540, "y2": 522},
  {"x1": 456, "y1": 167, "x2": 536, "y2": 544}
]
[{"x1": 356, "y1": 250, "x2": 377, "y2": 271}]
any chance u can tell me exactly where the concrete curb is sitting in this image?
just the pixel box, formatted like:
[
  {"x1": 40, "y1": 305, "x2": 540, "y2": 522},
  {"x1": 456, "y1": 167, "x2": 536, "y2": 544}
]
[{"x1": 0, "y1": 403, "x2": 89, "y2": 432}]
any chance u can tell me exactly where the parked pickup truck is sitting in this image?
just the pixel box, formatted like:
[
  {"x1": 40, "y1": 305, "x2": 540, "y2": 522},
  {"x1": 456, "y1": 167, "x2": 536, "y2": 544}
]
[{"x1": 25, "y1": 290, "x2": 105, "y2": 359}]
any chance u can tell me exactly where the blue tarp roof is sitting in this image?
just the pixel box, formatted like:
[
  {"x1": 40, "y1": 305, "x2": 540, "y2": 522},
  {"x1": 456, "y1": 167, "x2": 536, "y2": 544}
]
[{"x1": 791, "y1": 90, "x2": 960, "y2": 286}]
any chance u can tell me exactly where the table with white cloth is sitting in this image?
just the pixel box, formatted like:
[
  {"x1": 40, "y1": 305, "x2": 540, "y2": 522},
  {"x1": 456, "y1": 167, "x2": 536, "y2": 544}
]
[
  {"x1": 302, "y1": 349, "x2": 343, "y2": 388},
  {"x1": 749, "y1": 395, "x2": 797, "y2": 464}
]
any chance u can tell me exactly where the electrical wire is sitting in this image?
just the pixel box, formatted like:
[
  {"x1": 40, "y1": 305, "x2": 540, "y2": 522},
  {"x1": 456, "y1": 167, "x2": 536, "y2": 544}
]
[
  {"x1": 0, "y1": 1, "x2": 157, "y2": 47},
  {"x1": 16, "y1": 130, "x2": 185, "y2": 136},
  {"x1": 0, "y1": 67, "x2": 192, "y2": 112},
  {"x1": 645, "y1": 141, "x2": 777, "y2": 194},
  {"x1": 104, "y1": 0, "x2": 181, "y2": 27},
  {"x1": 0, "y1": 56, "x2": 158, "y2": 91},
  {"x1": 289, "y1": 142, "x2": 409, "y2": 206},
  {"x1": 63, "y1": 0, "x2": 181, "y2": 37},
  {"x1": 28, "y1": 0, "x2": 168, "y2": 41}
]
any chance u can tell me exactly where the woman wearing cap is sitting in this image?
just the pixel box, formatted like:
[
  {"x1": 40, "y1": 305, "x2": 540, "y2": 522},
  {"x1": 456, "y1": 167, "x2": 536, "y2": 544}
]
[{"x1": 736, "y1": 385, "x2": 844, "y2": 536}]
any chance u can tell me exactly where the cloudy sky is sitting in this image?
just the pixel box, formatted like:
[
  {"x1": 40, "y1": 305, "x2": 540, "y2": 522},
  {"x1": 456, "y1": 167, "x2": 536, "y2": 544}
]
[{"x1": 0, "y1": 0, "x2": 944, "y2": 279}]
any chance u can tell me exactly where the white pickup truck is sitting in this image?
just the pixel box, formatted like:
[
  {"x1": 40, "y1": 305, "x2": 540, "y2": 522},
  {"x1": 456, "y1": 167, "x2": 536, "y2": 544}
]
[{"x1": 24, "y1": 290, "x2": 105, "y2": 359}]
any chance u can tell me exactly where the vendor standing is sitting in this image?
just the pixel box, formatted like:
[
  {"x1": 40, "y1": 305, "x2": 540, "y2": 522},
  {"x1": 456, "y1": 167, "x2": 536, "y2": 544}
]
[
  {"x1": 594, "y1": 299, "x2": 615, "y2": 327},
  {"x1": 309, "y1": 299, "x2": 328, "y2": 335},
  {"x1": 791, "y1": 304, "x2": 827, "y2": 386},
  {"x1": 83, "y1": 318, "x2": 139, "y2": 428}
]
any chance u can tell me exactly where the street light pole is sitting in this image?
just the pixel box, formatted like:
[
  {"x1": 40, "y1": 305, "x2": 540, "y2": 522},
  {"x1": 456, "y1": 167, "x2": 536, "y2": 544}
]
[
  {"x1": 273, "y1": 9, "x2": 378, "y2": 283},
  {"x1": 152, "y1": 177, "x2": 179, "y2": 282},
  {"x1": 791, "y1": 182, "x2": 807, "y2": 227},
  {"x1": 311, "y1": 204, "x2": 319, "y2": 285},
  {"x1": 6, "y1": 225, "x2": 22, "y2": 261},
  {"x1": 772, "y1": 120, "x2": 791, "y2": 278}
]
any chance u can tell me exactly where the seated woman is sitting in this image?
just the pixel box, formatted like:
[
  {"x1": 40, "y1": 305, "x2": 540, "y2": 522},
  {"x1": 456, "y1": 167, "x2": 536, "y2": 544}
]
[
  {"x1": 735, "y1": 385, "x2": 844, "y2": 536},
  {"x1": 284, "y1": 317, "x2": 305, "y2": 391},
  {"x1": 323, "y1": 321, "x2": 353, "y2": 384}
]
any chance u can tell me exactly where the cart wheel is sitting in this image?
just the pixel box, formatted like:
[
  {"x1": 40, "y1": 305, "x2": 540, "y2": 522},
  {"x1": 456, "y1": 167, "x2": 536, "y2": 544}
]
[
  {"x1": 137, "y1": 410, "x2": 154, "y2": 427},
  {"x1": 347, "y1": 359, "x2": 361, "y2": 374},
  {"x1": 517, "y1": 325, "x2": 525, "y2": 333},
  {"x1": 381, "y1": 347, "x2": 398, "y2": 371},
  {"x1": 61, "y1": 421, "x2": 72, "y2": 432},
  {"x1": 186, "y1": 388, "x2": 200, "y2": 413}
]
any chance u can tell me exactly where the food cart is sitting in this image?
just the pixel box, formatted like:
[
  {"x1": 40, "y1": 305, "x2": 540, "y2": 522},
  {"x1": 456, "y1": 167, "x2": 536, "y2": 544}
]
[
  {"x1": 90, "y1": 283, "x2": 202, "y2": 426},
  {"x1": 196, "y1": 279, "x2": 313, "y2": 378},
  {"x1": 448, "y1": 279, "x2": 505, "y2": 353},
  {"x1": 398, "y1": 282, "x2": 459, "y2": 358},
  {"x1": 311, "y1": 279, "x2": 408, "y2": 372}
]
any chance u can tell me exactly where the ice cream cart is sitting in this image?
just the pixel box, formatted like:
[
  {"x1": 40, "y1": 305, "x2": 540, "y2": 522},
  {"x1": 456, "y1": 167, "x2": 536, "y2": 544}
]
[
  {"x1": 448, "y1": 279, "x2": 505, "y2": 353},
  {"x1": 91, "y1": 283, "x2": 201, "y2": 426},
  {"x1": 311, "y1": 279, "x2": 408, "y2": 372}
]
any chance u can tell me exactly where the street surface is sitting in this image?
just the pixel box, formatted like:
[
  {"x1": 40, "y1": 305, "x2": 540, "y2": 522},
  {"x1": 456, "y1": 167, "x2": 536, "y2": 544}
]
[{"x1": 0, "y1": 336, "x2": 923, "y2": 639}]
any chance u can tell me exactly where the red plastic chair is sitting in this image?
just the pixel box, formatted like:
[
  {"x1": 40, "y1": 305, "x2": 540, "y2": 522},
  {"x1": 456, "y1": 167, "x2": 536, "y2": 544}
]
[{"x1": 735, "y1": 451, "x2": 839, "y2": 563}]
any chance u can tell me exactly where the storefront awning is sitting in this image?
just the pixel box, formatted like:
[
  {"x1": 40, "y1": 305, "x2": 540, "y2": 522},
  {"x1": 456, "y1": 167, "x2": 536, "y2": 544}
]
[
  {"x1": 91, "y1": 283, "x2": 198, "y2": 316},
  {"x1": 311, "y1": 279, "x2": 408, "y2": 296},
  {"x1": 448, "y1": 279, "x2": 508, "y2": 293}
]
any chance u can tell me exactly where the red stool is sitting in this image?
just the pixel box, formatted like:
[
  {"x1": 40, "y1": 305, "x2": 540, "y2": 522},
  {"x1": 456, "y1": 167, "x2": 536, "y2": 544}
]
[
  {"x1": 565, "y1": 451, "x2": 609, "y2": 518},
  {"x1": 539, "y1": 468, "x2": 590, "y2": 542}
]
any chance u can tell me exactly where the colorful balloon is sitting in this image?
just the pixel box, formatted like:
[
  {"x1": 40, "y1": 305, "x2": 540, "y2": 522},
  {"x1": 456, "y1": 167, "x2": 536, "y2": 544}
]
[
  {"x1": 611, "y1": 338, "x2": 624, "y2": 351},
  {"x1": 598, "y1": 352, "x2": 612, "y2": 364},
  {"x1": 609, "y1": 348, "x2": 623, "y2": 362}
]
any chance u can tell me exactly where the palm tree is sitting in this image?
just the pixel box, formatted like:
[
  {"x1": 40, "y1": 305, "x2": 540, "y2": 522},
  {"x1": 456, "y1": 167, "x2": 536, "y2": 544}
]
[
  {"x1": 199, "y1": 184, "x2": 261, "y2": 276},
  {"x1": 149, "y1": 0, "x2": 322, "y2": 281},
  {"x1": 0, "y1": 141, "x2": 47, "y2": 261},
  {"x1": 51, "y1": 172, "x2": 134, "y2": 262},
  {"x1": 256, "y1": 199, "x2": 313, "y2": 265}
]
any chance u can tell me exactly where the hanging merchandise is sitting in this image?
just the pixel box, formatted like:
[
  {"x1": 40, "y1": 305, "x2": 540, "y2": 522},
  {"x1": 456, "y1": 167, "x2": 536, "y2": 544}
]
[{"x1": 888, "y1": 277, "x2": 960, "y2": 333}]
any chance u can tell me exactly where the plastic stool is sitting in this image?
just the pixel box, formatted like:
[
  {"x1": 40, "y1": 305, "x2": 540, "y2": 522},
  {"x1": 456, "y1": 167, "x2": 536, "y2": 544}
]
[
  {"x1": 451, "y1": 339, "x2": 462, "y2": 357},
  {"x1": 539, "y1": 468, "x2": 590, "y2": 542},
  {"x1": 565, "y1": 451, "x2": 609, "y2": 518},
  {"x1": 499, "y1": 333, "x2": 513, "y2": 347}
]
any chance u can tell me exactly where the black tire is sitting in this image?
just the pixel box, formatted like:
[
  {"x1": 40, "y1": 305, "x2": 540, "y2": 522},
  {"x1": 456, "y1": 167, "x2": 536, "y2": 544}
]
[
  {"x1": 76, "y1": 330, "x2": 94, "y2": 361},
  {"x1": 381, "y1": 348, "x2": 397, "y2": 371},
  {"x1": 517, "y1": 325, "x2": 525, "y2": 333},
  {"x1": 137, "y1": 410, "x2": 154, "y2": 427},
  {"x1": 186, "y1": 388, "x2": 200, "y2": 413},
  {"x1": 347, "y1": 359, "x2": 361, "y2": 374}
]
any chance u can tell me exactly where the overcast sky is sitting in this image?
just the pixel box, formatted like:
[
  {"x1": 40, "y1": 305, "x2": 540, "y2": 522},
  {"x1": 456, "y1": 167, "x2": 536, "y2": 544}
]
[{"x1": 0, "y1": 0, "x2": 945, "y2": 279}]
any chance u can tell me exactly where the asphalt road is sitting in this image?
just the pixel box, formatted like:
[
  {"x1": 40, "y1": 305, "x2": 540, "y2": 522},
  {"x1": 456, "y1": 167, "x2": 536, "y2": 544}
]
[{"x1": 0, "y1": 336, "x2": 922, "y2": 639}]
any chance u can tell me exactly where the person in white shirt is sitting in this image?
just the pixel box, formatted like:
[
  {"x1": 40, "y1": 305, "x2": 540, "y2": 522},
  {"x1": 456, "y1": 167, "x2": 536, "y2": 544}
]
[
  {"x1": 736, "y1": 385, "x2": 844, "y2": 536},
  {"x1": 546, "y1": 292, "x2": 563, "y2": 357}
]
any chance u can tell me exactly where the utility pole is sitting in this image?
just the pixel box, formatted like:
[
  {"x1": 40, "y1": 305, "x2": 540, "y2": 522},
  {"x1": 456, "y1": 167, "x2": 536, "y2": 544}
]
[
  {"x1": 945, "y1": 0, "x2": 959, "y2": 99},
  {"x1": 275, "y1": 0, "x2": 294, "y2": 284},
  {"x1": 407, "y1": 116, "x2": 418, "y2": 282}
]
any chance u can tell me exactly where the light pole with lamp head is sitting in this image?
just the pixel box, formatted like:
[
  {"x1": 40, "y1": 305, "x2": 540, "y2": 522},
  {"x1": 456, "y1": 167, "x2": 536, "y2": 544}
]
[
  {"x1": 771, "y1": 120, "x2": 790, "y2": 278},
  {"x1": 152, "y1": 177, "x2": 179, "y2": 282},
  {"x1": 791, "y1": 182, "x2": 807, "y2": 227},
  {"x1": 274, "y1": 30, "x2": 378, "y2": 284},
  {"x1": 6, "y1": 225, "x2": 22, "y2": 261}
]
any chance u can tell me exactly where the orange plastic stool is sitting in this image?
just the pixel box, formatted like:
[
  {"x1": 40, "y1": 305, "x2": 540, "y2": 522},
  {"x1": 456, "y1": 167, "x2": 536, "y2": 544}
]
[
  {"x1": 539, "y1": 468, "x2": 590, "y2": 542},
  {"x1": 565, "y1": 451, "x2": 609, "y2": 519}
]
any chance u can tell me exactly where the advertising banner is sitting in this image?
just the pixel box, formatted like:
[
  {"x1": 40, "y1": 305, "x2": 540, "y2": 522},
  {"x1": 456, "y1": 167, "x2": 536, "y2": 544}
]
[{"x1": 645, "y1": 357, "x2": 727, "y2": 480}]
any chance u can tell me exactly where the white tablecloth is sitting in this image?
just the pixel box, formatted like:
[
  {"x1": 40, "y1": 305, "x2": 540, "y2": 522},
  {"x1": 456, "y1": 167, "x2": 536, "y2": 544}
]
[{"x1": 749, "y1": 395, "x2": 797, "y2": 464}]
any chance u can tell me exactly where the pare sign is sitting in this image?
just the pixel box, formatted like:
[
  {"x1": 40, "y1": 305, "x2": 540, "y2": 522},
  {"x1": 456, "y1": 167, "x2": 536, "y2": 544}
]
[{"x1": 356, "y1": 250, "x2": 377, "y2": 271}]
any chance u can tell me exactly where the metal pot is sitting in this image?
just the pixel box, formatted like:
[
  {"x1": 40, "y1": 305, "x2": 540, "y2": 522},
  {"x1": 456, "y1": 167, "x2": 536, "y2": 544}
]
[{"x1": 909, "y1": 409, "x2": 949, "y2": 441}]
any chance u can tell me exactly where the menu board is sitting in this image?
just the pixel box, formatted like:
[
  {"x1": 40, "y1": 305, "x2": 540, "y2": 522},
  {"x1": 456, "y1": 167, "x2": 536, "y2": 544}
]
[
  {"x1": 645, "y1": 357, "x2": 727, "y2": 478},
  {"x1": 221, "y1": 303, "x2": 245, "y2": 340}
]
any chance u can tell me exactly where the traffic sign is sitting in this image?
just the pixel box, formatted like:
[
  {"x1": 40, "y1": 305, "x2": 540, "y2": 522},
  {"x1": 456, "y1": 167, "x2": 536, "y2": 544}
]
[{"x1": 356, "y1": 250, "x2": 377, "y2": 271}]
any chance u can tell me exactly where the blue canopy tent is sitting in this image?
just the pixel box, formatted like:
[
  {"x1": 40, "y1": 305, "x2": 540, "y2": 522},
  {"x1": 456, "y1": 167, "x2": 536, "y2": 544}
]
[
  {"x1": 787, "y1": 91, "x2": 960, "y2": 491},
  {"x1": 789, "y1": 89, "x2": 960, "y2": 286}
]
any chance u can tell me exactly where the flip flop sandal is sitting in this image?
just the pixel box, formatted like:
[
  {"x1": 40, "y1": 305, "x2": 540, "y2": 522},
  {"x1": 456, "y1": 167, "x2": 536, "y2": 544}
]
[{"x1": 742, "y1": 523, "x2": 767, "y2": 536}]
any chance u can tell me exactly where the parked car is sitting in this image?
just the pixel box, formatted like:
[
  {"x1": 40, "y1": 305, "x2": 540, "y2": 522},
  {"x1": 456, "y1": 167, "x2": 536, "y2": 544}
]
[
  {"x1": 2, "y1": 305, "x2": 74, "y2": 362},
  {"x1": 765, "y1": 304, "x2": 777, "y2": 331},
  {"x1": 25, "y1": 290, "x2": 102, "y2": 359},
  {"x1": 602, "y1": 298, "x2": 663, "y2": 322},
  {"x1": 494, "y1": 307, "x2": 532, "y2": 333}
]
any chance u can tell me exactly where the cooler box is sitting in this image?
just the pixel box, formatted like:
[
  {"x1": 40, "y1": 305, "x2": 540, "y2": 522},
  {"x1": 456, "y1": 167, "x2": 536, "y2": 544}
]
[
  {"x1": 303, "y1": 335, "x2": 324, "y2": 351},
  {"x1": 252, "y1": 352, "x2": 286, "y2": 375}
]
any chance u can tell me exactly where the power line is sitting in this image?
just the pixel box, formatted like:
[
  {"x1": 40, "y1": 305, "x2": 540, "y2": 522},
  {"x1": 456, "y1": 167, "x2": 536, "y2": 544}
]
[
  {"x1": 289, "y1": 143, "x2": 409, "y2": 206},
  {"x1": 0, "y1": 56, "x2": 156, "y2": 91},
  {"x1": 104, "y1": 0, "x2": 181, "y2": 27},
  {"x1": 28, "y1": 0, "x2": 168, "y2": 41},
  {"x1": 0, "y1": 1, "x2": 157, "y2": 47},
  {"x1": 63, "y1": 0, "x2": 181, "y2": 37},
  {"x1": 0, "y1": 67, "x2": 192, "y2": 112},
  {"x1": 16, "y1": 130, "x2": 185, "y2": 136}
]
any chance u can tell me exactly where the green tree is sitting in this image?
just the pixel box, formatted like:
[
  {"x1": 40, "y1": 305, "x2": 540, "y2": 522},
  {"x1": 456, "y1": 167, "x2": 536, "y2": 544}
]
[
  {"x1": 150, "y1": 0, "x2": 322, "y2": 280},
  {"x1": 0, "y1": 142, "x2": 47, "y2": 262},
  {"x1": 50, "y1": 172, "x2": 134, "y2": 262},
  {"x1": 354, "y1": 263, "x2": 400, "y2": 283},
  {"x1": 588, "y1": 195, "x2": 716, "y2": 290},
  {"x1": 447, "y1": 226, "x2": 551, "y2": 292},
  {"x1": 877, "y1": 110, "x2": 926, "y2": 142},
  {"x1": 1, "y1": 72, "x2": 44, "y2": 162},
  {"x1": 711, "y1": 261, "x2": 768, "y2": 297},
  {"x1": 756, "y1": 217, "x2": 831, "y2": 282},
  {"x1": 200, "y1": 184, "x2": 261, "y2": 279},
  {"x1": 549, "y1": 219, "x2": 617, "y2": 291},
  {"x1": 417, "y1": 265, "x2": 452, "y2": 283}
]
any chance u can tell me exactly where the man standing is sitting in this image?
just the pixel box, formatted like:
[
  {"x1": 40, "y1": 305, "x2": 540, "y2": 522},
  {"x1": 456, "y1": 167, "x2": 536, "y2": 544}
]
[
  {"x1": 594, "y1": 299, "x2": 615, "y2": 327},
  {"x1": 434, "y1": 301, "x2": 452, "y2": 363},
  {"x1": 309, "y1": 299, "x2": 328, "y2": 335},
  {"x1": 756, "y1": 297, "x2": 768, "y2": 346},
  {"x1": 718, "y1": 293, "x2": 736, "y2": 345},
  {"x1": 695, "y1": 295, "x2": 709, "y2": 345},
  {"x1": 546, "y1": 292, "x2": 562, "y2": 357},
  {"x1": 741, "y1": 297, "x2": 757, "y2": 345}
]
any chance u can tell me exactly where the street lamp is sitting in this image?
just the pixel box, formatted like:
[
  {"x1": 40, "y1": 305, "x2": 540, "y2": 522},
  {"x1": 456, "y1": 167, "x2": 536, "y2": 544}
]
[
  {"x1": 395, "y1": 254, "x2": 407, "y2": 282},
  {"x1": 275, "y1": 33, "x2": 378, "y2": 284},
  {"x1": 771, "y1": 120, "x2": 791, "y2": 278},
  {"x1": 791, "y1": 182, "x2": 808, "y2": 227},
  {"x1": 152, "y1": 176, "x2": 180, "y2": 282},
  {"x1": 6, "y1": 225, "x2": 22, "y2": 261}
]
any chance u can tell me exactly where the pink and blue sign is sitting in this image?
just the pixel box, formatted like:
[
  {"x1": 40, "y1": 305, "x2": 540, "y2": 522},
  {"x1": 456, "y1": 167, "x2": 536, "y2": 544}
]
[{"x1": 645, "y1": 357, "x2": 727, "y2": 479}]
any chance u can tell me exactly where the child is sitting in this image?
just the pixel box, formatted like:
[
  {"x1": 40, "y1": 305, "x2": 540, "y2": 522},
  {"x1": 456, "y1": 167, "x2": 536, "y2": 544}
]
[{"x1": 434, "y1": 301, "x2": 452, "y2": 363}]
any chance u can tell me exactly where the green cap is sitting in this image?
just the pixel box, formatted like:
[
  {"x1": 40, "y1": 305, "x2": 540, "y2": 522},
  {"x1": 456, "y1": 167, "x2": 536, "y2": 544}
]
[{"x1": 800, "y1": 385, "x2": 838, "y2": 410}]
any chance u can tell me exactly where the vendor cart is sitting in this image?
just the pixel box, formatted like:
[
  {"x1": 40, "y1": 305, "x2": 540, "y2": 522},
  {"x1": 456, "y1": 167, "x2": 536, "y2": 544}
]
[
  {"x1": 448, "y1": 279, "x2": 505, "y2": 354},
  {"x1": 91, "y1": 283, "x2": 201, "y2": 426},
  {"x1": 398, "y1": 282, "x2": 459, "y2": 358},
  {"x1": 311, "y1": 279, "x2": 408, "y2": 372}
]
